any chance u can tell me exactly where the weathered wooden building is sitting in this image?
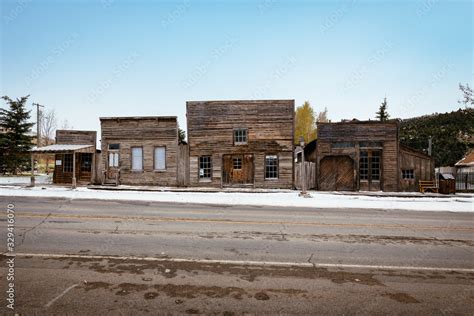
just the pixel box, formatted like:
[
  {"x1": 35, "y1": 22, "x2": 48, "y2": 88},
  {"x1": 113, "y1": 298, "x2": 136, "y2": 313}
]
[
  {"x1": 99, "y1": 116, "x2": 180, "y2": 186},
  {"x1": 315, "y1": 120, "x2": 433, "y2": 192},
  {"x1": 31, "y1": 130, "x2": 98, "y2": 186},
  {"x1": 187, "y1": 100, "x2": 295, "y2": 189}
]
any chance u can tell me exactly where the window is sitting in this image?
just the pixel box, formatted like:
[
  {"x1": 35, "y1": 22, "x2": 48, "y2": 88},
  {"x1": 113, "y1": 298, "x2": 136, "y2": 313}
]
[
  {"x1": 234, "y1": 128, "x2": 248, "y2": 145},
  {"x1": 81, "y1": 153, "x2": 92, "y2": 172},
  {"x1": 359, "y1": 151, "x2": 369, "y2": 180},
  {"x1": 199, "y1": 156, "x2": 212, "y2": 179},
  {"x1": 402, "y1": 169, "x2": 415, "y2": 180},
  {"x1": 154, "y1": 147, "x2": 166, "y2": 171},
  {"x1": 63, "y1": 154, "x2": 73, "y2": 173},
  {"x1": 108, "y1": 144, "x2": 120, "y2": 150},
  {"x1": 233, "y1": 157, "x2": 242, "y2": 170},
  {"x1": 131, "y1": 147, "x2": 143, "y2": 171},
  {"x1": 265, "y1": 155, "x2": 279, "y2": 180},
  {"x1": 371, "y1": 151, "x2": 381, "y2": 181},
  {"x1": 108, "y1": 152, "x2": 119, "y2": 167}
]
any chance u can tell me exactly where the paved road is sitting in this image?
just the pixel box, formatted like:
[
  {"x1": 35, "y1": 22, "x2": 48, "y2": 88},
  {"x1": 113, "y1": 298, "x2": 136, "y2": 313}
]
[{"x1": 0, "y1": 196, "x2": 473, "y2": 315}]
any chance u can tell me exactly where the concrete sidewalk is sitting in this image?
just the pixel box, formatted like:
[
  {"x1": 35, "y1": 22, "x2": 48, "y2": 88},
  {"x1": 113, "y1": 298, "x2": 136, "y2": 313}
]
[{"x1": 85, "y1": 184, "x2": 470, "y2": 199}]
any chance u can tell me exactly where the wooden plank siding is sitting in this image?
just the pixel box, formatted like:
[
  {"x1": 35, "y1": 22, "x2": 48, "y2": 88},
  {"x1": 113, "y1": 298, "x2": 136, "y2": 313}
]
[
  {"x1": 53, "y1": 130, "x2": 97, "y2": 185},
  {"x1": 187, "y1": 100, "x2": 295, "y2": 189},
  {"x1": 99, "y1": 117, "x2": 179, "y2": 186},
  {"x1": 316, "y1": 121, "x2": 400, "y2": 192},
  {"x1": 399, "y1": 145, "x2": 434, "y2": 192}
]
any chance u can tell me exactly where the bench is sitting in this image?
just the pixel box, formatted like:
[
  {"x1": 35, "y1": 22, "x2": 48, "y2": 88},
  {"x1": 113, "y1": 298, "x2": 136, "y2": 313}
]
[{"x1": 419, "y1": 180, "x2": 438, "y2": 193}]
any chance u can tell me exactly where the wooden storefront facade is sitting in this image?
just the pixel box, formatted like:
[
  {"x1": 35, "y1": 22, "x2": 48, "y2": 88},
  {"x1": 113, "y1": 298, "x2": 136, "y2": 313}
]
[
  {"x1": 99, "y1": 116, "x2": 180, "y2": 186},
  {"x1": 187, "y1": 100, "x2": 295, "y2": 189},
  {"x1": 53, "y1": 130, "x2": 97, "y2": 185},
  {"x1": 315, "y1": 120, "x2": 433, "y2": 192}
]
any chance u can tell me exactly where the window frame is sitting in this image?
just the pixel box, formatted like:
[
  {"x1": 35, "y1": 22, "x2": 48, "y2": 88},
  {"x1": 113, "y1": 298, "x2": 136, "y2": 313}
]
[
  {"x1": 80, "y1": 153, "x2": 93, "y2": 172},
  {"x1": 402, "y1": 169, "x2": 415, "y2": 180},
  {"x1": 233, "y1": 128, "x2": 248, "y2": 145},
  {"x1": 233, "y1": 157, "x2": 242, "y2": 170},
  {"x1": 154, "y1": 146, "x2": 167, "y2": 171},
  {"x1": 63, "y1": 153, "x2": 73, "y2": 173},
  {"x1": 265, "y1": 154, "x2": 279, "y2": 180},
  {"x1": 199, "y1": 156, "x2": 212, "y2": 180},
  {"x1": 131, "y1": 146, "x2": 144, "y2": 172}
]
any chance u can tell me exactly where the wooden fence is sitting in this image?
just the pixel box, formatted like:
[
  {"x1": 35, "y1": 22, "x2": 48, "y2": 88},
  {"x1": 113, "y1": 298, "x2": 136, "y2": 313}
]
[
  {"x1": 295, "y1": 162, "x2": 316, "y2": 190},
  {"x1": 177, "y1": 144, "x2": 189, "y2": 187}
]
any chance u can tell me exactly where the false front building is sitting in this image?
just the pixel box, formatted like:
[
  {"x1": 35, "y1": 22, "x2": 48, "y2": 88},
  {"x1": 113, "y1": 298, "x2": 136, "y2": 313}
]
[
  {"x1": 187, "y1": 100, "x2": 295, "y2": 189},
  {"x1": 99, "y1": 116, "x2": 180, "y2": 186},
  {"x1": 315, "y1": 120, "x2": 433, "y2": 192}
]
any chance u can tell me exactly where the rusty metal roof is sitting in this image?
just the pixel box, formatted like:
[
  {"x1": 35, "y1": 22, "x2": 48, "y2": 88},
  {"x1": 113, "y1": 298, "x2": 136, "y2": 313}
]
[{"x1": 455, "y1": 150, "x2": 474, "y2": 167}]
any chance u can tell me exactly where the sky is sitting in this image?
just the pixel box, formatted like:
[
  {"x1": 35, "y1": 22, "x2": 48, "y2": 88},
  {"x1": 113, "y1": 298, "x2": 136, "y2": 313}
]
[{"x1": 1, "y1": 0, "x2": 472, "y2": 137}]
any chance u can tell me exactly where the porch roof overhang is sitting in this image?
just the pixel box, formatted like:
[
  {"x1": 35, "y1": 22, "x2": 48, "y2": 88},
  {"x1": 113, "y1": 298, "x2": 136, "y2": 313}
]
[{"x1": 30, "y1": 144, "x2": 95, "y2": 154}]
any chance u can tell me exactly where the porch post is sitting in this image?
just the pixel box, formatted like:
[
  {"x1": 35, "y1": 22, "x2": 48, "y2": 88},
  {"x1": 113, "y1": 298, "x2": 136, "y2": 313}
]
[
  {"x1": 91, "y1": 151, "x2": 96, "y2": 185},
  {"x1": 72, "y1": 151, "x2": 77, "y2": 189},
  {"x1": 30, "y1": 154, "x2": 35, "y2": 187}
]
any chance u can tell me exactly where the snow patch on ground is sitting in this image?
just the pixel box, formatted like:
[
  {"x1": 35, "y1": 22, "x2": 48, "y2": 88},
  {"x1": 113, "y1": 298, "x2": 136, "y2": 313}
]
[
  {"x1": 0, "y1": 186, "x2": 472, "y2": 212},
  {"x1": 0, "y1": 175, "x2": 52, "y2": 185}
]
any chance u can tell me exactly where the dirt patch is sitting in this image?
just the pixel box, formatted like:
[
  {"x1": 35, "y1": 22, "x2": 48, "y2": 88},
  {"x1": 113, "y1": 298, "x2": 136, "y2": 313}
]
[
  {"x1": 185, "y1": 309, "x2": 200, "y2": 314},
  {"x1": 47, "y1": 256, "x2": 383, "y2": 286},
  {"x1": 153, "y1": 284, "x2": 246, "y2": 300},
  {"x1": 382, "y1": 292, "x2": 420, "y2": 304},
  {"x1": 144, "y1": 292, "x2": 159, "y2": 300},
  {"x1": 254, "y1": 292, "x2": 270, "y2": 301},
  {"x1": 115, "y1": 283, "x2": 149, "y2": 296},
  {"x1": 82, "y1": 281, "x2": 112, "y2": 292}
]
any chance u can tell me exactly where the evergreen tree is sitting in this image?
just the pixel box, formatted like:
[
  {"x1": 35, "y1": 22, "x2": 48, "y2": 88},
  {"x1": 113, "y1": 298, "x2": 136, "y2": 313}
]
[
  {"x1": 376, "y1": 97, "x2": 390, "y2": 121},
  {"x1": 0, "y1": 95, "x2": 35, "y2": 174},
  {"x1": 294, "y1": 101, "x2": 317, "y2": 144}
]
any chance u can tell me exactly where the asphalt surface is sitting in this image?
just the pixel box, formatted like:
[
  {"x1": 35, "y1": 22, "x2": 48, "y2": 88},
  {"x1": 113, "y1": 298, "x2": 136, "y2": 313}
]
[{"x1": 0, "y1": 196, "x2": 473, "y2": 315}]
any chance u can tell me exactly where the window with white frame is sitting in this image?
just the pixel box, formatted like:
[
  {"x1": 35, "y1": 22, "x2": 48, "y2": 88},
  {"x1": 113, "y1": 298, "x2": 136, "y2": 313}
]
[
  {"x1": 265, "y1": 155, "x2": 278, "y2": 179},
  {"x1": 108, "y1": 152, "x2": 119, "y2": 167},
  {"x1": 199, "y1": 156, "x2": 212, "y2": 179},
  {"x1": 234, "y1": 128, "x2": 248, "y2": 145},
  {"x1": 131, "y1": 147, "x2": 143, "y2": 171},
  {"x1": 154, "y1": 147, "x2": 166, "y2": 171}
]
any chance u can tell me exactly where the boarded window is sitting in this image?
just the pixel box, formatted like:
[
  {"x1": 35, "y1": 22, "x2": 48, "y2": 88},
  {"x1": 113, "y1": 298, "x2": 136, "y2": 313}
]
[
  {"x1": 154, "y1": 147, "x2": 166, "y2": 170},
  {"x1": 234, "y1": 128, "x2": 248, "y2": 145},
  {"x1": 131, "y1": 147, "x2": 143, "y2": 171},
  {"x1": 63, "y1": 154, "x2": 73, "y2": 173},
  {"x1": 109, "y1": 152, "x2": 119, "y2": 167},
  {"x1": 265, "y1": 155, "x2": 278, "y2": 179},
  {"x1": 360, "y1": 152, "x2": 369, "y2": 180},
  {"x1": 233, "y1": 157, "x2": 242, "y2": 170},
  {"x1": 402, "y1": 169, "x2": 414, "y2": 179},
  {"x1": 199, "y1": 156, "x2": 212, "y2": 179}
]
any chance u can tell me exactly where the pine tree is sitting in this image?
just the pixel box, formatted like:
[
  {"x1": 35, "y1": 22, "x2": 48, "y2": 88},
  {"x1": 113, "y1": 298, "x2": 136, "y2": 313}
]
[
  {"x1": 294, "y1": 101, "x2": 317, "y2": 144},
  {"x1": 376, "y1": 97, "x2": 390, "y2": 122},
  {"x1": 0, "y1": 95, "x2": 35, "y2": 174}
]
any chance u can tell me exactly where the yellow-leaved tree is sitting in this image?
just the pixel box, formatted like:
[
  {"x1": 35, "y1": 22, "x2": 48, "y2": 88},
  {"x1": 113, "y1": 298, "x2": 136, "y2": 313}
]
[{"x1": 294, "y1": 101, "x2": 316, "y2": 145}]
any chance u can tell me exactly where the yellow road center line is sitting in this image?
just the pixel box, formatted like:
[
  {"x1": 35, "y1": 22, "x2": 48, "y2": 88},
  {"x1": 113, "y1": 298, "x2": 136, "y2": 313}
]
[{"x1": 9, "y1": 212, "x2": 474, "y2": 232}]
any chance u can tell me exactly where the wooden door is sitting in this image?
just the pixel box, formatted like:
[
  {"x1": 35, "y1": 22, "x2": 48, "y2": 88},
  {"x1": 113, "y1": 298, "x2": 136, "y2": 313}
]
[
  {"x1": 107, "y1": 151, "x2": 119, "y2": 181},
  {"x1": 320, "y1": 156, "x2": 354, "y2": 191},
  {"x1": 222, "y1": 154, "x2": 254, "y2": 186}
]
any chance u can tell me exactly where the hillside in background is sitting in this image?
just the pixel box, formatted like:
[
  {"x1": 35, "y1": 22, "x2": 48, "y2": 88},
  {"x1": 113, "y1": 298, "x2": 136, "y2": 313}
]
[{"x1": 399, "y1": 108, "x2": 474, "y2": 167}]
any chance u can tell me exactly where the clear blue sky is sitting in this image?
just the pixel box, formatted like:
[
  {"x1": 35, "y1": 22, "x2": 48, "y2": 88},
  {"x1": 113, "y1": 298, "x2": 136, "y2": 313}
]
[{"x1": 1, "y1": 0, "x2": 472, "y2": 135}]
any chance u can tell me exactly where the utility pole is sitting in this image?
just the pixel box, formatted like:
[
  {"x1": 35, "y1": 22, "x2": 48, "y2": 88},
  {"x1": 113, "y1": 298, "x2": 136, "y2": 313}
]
[
  {"x1": 33, "y1": 103, "x2": 44, "y2": 146},
  {"x1": 428, "y1": 136, "x2": 432, "y2": 157}
]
